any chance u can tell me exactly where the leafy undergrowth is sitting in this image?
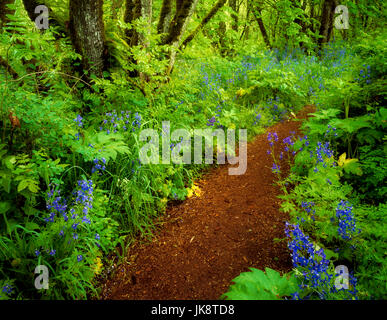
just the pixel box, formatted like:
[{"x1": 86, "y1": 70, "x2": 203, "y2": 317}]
[
  {"x1": 223, "y1": 31, "x2": 386, "y2": 300},
  {"x1": 1, "y1": 10, "x2": 386, "y2": 300},
  {"x1": 221, "y1": 268, "x2": 298, "y2": 300}
]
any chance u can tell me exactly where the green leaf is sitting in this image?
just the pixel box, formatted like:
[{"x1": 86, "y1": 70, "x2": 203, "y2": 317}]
[
  {"x1": 27, "y1": 181, "x2": 40, "y2": 193},
  {"x1": 4, "y1": 156, "x2": 16, "y2": 170},
  {"x1": 221, "y1": 268, "x2": 298, "y2": 300},
  {"x1": 25, "y1": 222, "x2": 40, "y2": 231},
  {"x1": 1, "y1": 175, "x2": 12, "y2": 193},
  {"x1": 0, "y1": 201, "x2": 11, "y2": 214},
  {"x1": 17, "y1": 180, "x2": 29, "y2": 192}
]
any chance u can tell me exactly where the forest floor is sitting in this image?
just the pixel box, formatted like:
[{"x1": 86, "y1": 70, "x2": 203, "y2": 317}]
[{"x1": 99, "y1": 106, "x2": 315, "y2": 300}]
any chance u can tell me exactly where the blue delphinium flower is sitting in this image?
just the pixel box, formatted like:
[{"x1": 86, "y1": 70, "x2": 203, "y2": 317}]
[
  {"x1": 132, "y1": 112, "x2": 142, "y2": 129},
  {"x1": 285, "y1": 222, "x2": 332, "y2": 298},
  {"x1": 301, "y1": 201, "x2": 316, "y2": 221},
  {"x1": 315, "y1": 141, "x2": 334, "y2": 164},
  {"x1": 206, "y1": 116, "x2": 217, "y2": 127},
  {"x1": 253, "y1": 113, "x2": 261, "y2": 125},
  {"x1": 2, "y1": 284, "x2": 13, "y2": 295},
  {"x1": 271, "y1": 163, "x2": 280, "y2": 174},
  {"x1": 283, "y1": 135, "x2": 295, "y2": 152},
  {"x1": 91, "y1": 158, "x2": 107, "y2": 175},
  {"x1": 73, "y1": 115, "x2": 83, "y2": 128},
  {"x1": 335, "y1": 200, "x2": 359, "y2": 240},
  {"x1": 82, "y1": 216, "x2": 91, "y2": 224},
  {"x1": 267, "y1": 132, "x2": 278, "y2": 147}
]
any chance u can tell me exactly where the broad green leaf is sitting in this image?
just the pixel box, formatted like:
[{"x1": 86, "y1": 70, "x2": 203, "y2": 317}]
[
  {"x1": 17, "y1": 180, "x2": 29, "y2": 192},
  {"x1": 222, "y1": 268, "x2": 298, "y2": 300}
]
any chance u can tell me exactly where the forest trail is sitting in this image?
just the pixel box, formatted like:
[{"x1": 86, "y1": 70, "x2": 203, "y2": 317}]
[{"x1": 100, "y1": 106, "x2": 315, "y2": 300}]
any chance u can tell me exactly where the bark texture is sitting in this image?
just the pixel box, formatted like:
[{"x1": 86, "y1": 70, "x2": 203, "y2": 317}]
[
  {"x1": 125, "y1": 0, "x2": 152, "y2": 47},
  {"x1": 111, "y1": 0, "x2": 124, "y2": 20},
  {"x1": 218, "y1": 20, "x2": 227, "y2": 56},
  {"x1": 163, "y1": 0, "x2": 198, "y2": 46},
  {"x1": 229, "y1": 0, "x2": 238, "y2": 32},
  {"x1": 69, "y1": 0, "x2": 105, "y2": 77},
  {"x1": 124, "y1": 0, "x2": 142, "y2": 46},
  {"x1": 318, "y1": 0, "x2": 337, "y2": 47},
  {"x1": 157, "y1": 0, "x2": 173, "y2": 34}
]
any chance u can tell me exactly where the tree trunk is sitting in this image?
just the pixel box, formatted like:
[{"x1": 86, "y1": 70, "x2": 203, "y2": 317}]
[
  {"x1": 179, "y1": 0, "x2": 227, "y2": 50},
  {"x1": 140, "y1": 0, "x2": 152, "y2": 43},
  {"x1": 252, "y1": 4, "x2": 271, "y2": 49},
  {"x1": 229, "y1": 0, "x2": 238, "y2": 32},
  {"x1": 163, "y1": 0, "x2": 197, "y2": 46},
  {"x1": 164, "y1": 0, "x2": 198, "y2": 75},
  {"x1": 240, "y1": 0, "x2": 251, "y2": 41},
  {"x1": 125, "y1": 0, "x2": 152, "y2": 46},
  {"x1": 112, "y1": 0, "x2": 124, "y2": 20},
  {"x1": 318, "y1": 0, "x2": 337, "y2": 48},
  {"x1": 124, "y1": 0, "x2": 141, "y2": 46},
  {"x1": 217, "y1": 21, "x2": 227, "y2": 56},
  {"x1": 292, "y1": 0, "x2": 309, "y2": 48},
  {"x1": 124, "y1": 0, "x2": 152, "y2": 80},
  {"x1": 69, "y1": 0, "x2": 105, "y2": 78},
  {"x1": 293, "y1": 0, "x2": 307, "y2": 34},
  {"x1": 157, "y1": 0, "x2": 173, "y2": 34}
]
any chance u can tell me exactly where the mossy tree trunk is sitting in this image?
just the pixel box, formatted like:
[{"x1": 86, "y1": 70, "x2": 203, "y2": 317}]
[
  {"x1": 218, "y1": 20, "x2": 227, "y2": 56},
  {"x1": 164, "y1": 0, "x2": 198, "y2": 75},
  {"x1": 163, "y1": 0, "x2": 197, "y2": 46},
  {"x1": 252, "y1": 2, "x2": 271, "y2": 49},
  {"x1": 69, "y1": 0, "x2": 106, "y2": 78},
  {"x1": 140, "y1": 0, "x2": 152, "y2": 47},
  {"x1": 179, "y1": 0, "x2": 227, "y2": 50},
  {"x1": 240, "y1": 0, "x2": 251, "y2": 41},
  {"x1": 292, "y1": 0, "x2": 309, "y2": 48},
  {"x1": 124, "y1": 0, "x2": 141, "y2": 46},
  {"x1": 229, "y1": 0, "x2": 238, "y2": 32},
  {"x1": 111, "y1": 0, "x2": 124, "y2": 20},
  {"x1": 125, "y1": 0, "x2": 152, "y2": 46},
  {"x1": 124, "y1": 0, "x2": 152, "y2": 79},
  {"x1": 318, "y1": 0, "x2": 337, "y2": 48},
  {"x1": 157, "y1": 0, "x2": 173, "y2": 35}
]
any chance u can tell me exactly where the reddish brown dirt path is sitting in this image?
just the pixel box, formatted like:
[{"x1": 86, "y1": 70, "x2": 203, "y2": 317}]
[{"x1": 100, "y1": 106, "x2": 314, "y2": 300}]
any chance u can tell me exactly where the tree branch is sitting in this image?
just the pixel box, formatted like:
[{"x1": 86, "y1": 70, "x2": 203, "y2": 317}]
[{"x1": 179, "y1": 0, "x2": 227, "y2": 50}]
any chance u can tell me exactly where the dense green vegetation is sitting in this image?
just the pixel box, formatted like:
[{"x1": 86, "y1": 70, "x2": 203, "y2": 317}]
[{"x1": 0, "y1": 0, "x2": 385, "y2": 300}]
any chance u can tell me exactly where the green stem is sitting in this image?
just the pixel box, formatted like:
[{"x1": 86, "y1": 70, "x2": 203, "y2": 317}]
[{"x1": 2, "y1": 212, "x2": 10, "y2": 236}]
